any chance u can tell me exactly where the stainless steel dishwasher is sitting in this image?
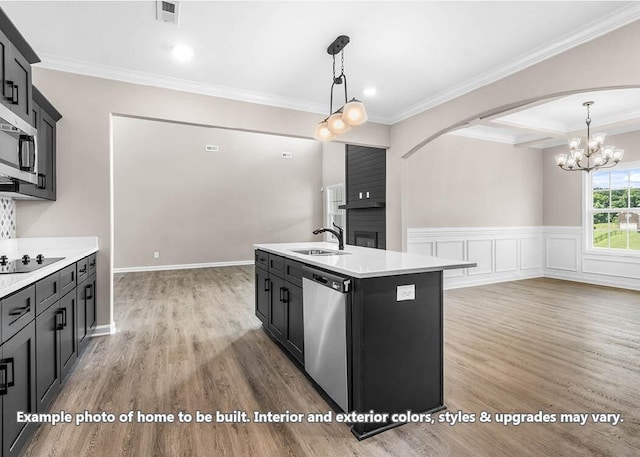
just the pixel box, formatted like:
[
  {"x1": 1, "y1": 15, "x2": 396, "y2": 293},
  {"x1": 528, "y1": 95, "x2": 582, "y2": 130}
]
[{"x1": 302, "y1": 266, "x2": 351, "y2": 412}]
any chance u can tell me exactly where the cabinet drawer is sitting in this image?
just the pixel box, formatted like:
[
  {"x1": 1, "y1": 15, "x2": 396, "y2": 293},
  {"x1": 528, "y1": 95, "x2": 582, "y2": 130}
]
[
  {"x1": 268, "y1": 254, "x2": 285, "y2": 278},
  {"x1": 2, "y1": 286, "x2": 35, "y2": 343},
  {"x1": 284, "y1": 259, "x2": 304, "y2": 288},
  {"x1": 35, "y1": 272, "x2": 60, "y2": 315},
  {"x1": 76, "y1": 257, "x2": 88, "y2": 284},
  {"x1": 255, "y1": 250, "x2": 269, "y2": 270},
  {"x1": 88, "y1": 253, "x2": 97, "y2": 275},
  {"x1": 59, "y1": 263, "x2": 76, "y2": 297}
]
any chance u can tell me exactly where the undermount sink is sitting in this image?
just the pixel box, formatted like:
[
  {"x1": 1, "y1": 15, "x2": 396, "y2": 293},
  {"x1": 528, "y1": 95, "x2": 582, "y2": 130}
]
[{"x1": 291, "y1": 249, "x2": 351, "y2": 256}]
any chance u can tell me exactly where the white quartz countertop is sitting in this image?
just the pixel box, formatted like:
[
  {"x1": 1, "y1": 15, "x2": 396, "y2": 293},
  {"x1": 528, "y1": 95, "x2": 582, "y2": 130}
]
[
  {"x1": 254, "y1": 242, "x2": 475, "y2": 279},
  {"x1": 0, "y1": 237, "x2": 99, "y2": 298}
]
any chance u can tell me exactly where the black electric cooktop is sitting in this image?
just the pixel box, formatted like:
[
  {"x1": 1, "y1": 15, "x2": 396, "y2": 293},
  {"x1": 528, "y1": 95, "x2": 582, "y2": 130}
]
[{"x1": 0, "y1": 255, "x2": 65, "y2": 274}]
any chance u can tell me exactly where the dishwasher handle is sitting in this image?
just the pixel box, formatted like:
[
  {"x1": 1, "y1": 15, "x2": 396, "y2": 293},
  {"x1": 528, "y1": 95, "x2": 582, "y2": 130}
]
[{"x1": 302, "y1": 266, "x2": 351, "y2": 293}]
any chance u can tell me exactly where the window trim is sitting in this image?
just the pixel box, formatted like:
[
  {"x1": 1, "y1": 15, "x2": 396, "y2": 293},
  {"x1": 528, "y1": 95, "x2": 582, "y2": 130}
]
[
  {"x1": 324, "y1": 183, "x2": 345, "y2": 244},
  {"x1": 583, "y1": 160, "x2": 640, "y2": 257}
]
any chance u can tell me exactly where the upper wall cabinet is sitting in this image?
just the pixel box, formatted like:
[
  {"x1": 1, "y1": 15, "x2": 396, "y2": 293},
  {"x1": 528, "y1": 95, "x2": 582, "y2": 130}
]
[
  {"x1": 0, "y1": 9, "x2": 61, "y2": 201},
  {"x1": 0, "y1": 10, "x2": 39, "y2": 125}
]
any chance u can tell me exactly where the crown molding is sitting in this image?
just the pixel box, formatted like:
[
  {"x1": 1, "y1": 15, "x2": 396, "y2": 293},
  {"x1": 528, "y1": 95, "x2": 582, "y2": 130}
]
[
  {"x1": 35, "y1": 54, "x2": 392, "y2": 125},
  {"x1": 390, "y1": 3, "x2": 640, "y2": 124}
]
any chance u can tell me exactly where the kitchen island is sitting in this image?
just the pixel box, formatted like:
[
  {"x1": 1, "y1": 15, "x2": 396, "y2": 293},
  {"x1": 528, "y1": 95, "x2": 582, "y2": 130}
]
[{"x1": 254, "y1": 242, "x2": 474, "y2": 439}]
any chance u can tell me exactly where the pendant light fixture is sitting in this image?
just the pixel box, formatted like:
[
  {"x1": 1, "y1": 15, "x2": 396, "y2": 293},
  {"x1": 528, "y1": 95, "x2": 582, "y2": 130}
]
[
  {"x1": 555, "y1": 101, "x2": 624, "y2": 172},
  {"x1": 313, "y1": 35, "x2": 368, "y2": 141}
]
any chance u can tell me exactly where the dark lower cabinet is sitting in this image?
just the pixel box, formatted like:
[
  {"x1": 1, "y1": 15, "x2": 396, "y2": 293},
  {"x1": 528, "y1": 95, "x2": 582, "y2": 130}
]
[
  {"x1": 77, "y1": 273, "x2": 96, "y2": 353},
  {"x1": 284, "y1": 284, "x2": 304, "y2": 364},
  {"x1": 35, "y1": 302, "x2": 61, "y2": 413},
  {"x1": 268, "y1": 275, "x2": 286, "y2": 340},
  {"x1": 255, "y1": 250, "x2": 304, "y2": 365},
  {"x1": 255, "y1": 266, "x2": 269, "y2": 324},
  {"x1": 59, "y1": 292, "x2": 77, "y2": 381},
  {"x1": 0, "y1": 320, "x2": 36, "y2": 457}
]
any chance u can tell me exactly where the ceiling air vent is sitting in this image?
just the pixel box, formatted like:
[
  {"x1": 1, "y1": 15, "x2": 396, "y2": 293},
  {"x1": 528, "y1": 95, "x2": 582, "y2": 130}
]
[{"x1": 156, "y1": 1, "x2": 180, "y2": 25}]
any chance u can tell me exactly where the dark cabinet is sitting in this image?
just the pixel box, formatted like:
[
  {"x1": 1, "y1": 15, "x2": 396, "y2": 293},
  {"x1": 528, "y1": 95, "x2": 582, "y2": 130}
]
[
  {"x1": 35, "y1": 301, "x2": 61, "y2": 413},
  {"x1": 255, "y1": 250, "x2": 304, "y2": 364},
  {"x1": 0, "y1": 320, "x2": 37, "y2": 457},
  {"x1": 255, "y1": 266, "x2": 269, "y2": 325},
  {"x1": 77, "y1": 269, "x2": 96, "y2": 353},
  {"x1": 268, "y1": 275, "x2": 286, "y2": 340},
  {"x1": 283, "y1": 284, "x2": 304, "y2": 364},
  {"x1": 35, "y1": 271, "x2": 59, "y2": 316},
  {"x1": 5, "y1": 47, "x2": 31, "y2": 123},
  {"x1": 58, "y1": 291, "x2": 76, "y2": 381}
]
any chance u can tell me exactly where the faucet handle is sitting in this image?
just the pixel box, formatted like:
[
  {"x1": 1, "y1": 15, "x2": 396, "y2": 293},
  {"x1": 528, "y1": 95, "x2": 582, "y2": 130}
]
[{"x1": 332, "y1": 222, "x2": 343, "y2": 235}]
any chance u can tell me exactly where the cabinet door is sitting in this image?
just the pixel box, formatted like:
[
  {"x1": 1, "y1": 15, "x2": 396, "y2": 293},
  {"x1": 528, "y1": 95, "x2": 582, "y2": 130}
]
[
  {"x1": 86, "y1": 274, "x2": 96, "y2": 330},
  {"x1": 0, "y1": 30, "x2": 11, "y2": 110},
  {"x1": 38, "y1": 107, "x2": 56, "y2": 199},
  {"x1": 255, "y1": 267, "x2": 269, "y2": 325},
  {"x1": 59, "y1": 292, "x2": 77, "y2": 382},
  {"x1": 35, "y1": 302, "x2": 61, "y2": 412},
  {"x1": 6, "y1": 47, "x2": 32, "y2": 123},
  {"x1": 1, "y1": 320, "x2": 37, "y2": 457},
  {"x1": 268, "y1": 275, "x2": 286, "y2": 340},
  {"x1": 285, "y1": 284, "x2": 304, "y2": 364},
  {"x1": 76, "y1": 279, "x2": 87, "y2": 351}
]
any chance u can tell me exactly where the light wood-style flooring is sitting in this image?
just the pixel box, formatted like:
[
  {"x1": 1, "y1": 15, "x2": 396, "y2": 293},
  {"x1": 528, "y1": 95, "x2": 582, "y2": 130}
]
[{"x1": 23, "y1": 268, "x2": 640, "y2": 456}]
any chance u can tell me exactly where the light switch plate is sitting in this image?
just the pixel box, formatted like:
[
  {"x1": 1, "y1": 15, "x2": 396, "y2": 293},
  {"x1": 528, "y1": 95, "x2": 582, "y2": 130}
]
[
  {"x1": 397, "y1": 284, "x2": 415, "y2": 301},
  {"x1": 205, "y1": 144, "x2": 219, "y2": 152},
  {"x1": 281, "y1": 151, "x2": 293, "y2": 159}
]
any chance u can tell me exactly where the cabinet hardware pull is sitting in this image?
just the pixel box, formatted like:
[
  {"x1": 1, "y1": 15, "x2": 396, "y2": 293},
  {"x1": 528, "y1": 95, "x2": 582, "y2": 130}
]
[
  {"x1": 9, "y1": 84, "x2": 18, "y2": 105},
  {"x1": 8, "y1": 305, "x2": 30, "y2": 316},
  {"x1": 264, "y1": 278, "x2": 270, "y2": 292},
  {"x1": 62, "y1": 307, "x2": 67, "y2": 327},
  {"x1": 0, "y1": 358, "x2": 15, "y2": 391},
  {"x1": 282, "y1": 288, "x2": 290, "y2": 303},
  {"x1": 79, "y1": 266, "x2": 87, "y2": 274},
  {"x1": 86, "y1": 284, "x2": 93, "y2": 300},
  {"x1": 0, "y1": 364, "x2": 6, "y2": 396},
  {"x1": 71, "y1": 271, "x2": 75, "y2": 281},
  {"x1": 4, "y1": 80, "x2": 13, "y2": 102},
  {"x1": 279, "y1": 287, "x2": 284, "y2": 302},
  {"x1": 56, "y1": 309, "x2": 65, "y2": 331},
  {"x1": 37, "y1": 173, "x2": 46, "y2": 190},
  {"x1": 90, "y1": 261, "x2": 96, "y2": 267}
]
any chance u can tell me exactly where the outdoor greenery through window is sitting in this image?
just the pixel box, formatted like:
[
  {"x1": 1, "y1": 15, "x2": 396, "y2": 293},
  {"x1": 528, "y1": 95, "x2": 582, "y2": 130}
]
[{"x1": 592, "y1": 165, "x2": 640, "y2": 251}]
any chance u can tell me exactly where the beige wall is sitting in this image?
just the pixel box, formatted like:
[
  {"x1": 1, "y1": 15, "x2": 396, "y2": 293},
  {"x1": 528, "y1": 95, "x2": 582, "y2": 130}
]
[
  {"x1": 543, "y1": 129, "x2": 640, "y2": 226},
  {"x1": 321, "y1": 142, "x2": 345, "y2": 188},
  {"x1": 113, "y1": 117, "x2": 322, "y2": 268},
  {"x1": 407, "y1": 134, "x2": 543, "y2": 228},
  {"x1": 16, "y1": 68, "x2": 389, "y2": 329}
]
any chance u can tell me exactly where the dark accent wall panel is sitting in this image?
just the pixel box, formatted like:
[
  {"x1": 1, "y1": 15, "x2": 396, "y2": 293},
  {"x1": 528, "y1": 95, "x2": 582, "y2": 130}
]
[{"x1": 345, "y1": 145, "x2": 386, "y2": 249}]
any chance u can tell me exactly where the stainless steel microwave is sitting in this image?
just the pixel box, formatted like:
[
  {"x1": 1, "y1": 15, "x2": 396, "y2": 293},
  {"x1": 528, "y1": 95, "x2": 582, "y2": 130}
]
[{"x1": 0, "y1": 102, "x2": 37, "y2": 185}]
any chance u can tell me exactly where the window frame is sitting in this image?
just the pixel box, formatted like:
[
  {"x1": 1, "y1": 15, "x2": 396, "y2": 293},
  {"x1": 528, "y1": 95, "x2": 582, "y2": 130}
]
[
  {"x1": 583, "y1": 160, "x2": 640, "y2": 257},
  {"x1": 324, "y1": 183, "x2": 345, "y2": 244}
]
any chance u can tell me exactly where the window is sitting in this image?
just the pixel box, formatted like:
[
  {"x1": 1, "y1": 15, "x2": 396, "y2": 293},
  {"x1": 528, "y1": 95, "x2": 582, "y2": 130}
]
[
  {"x1": 590, "y1": 164, "x2": 640, "y2": 251},
  {"x1": 325, "y1": 184, "x2": 345, "y2": 242}
]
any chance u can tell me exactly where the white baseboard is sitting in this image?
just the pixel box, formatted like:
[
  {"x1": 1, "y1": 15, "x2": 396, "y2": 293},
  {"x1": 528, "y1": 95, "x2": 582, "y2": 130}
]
[
  {"x1": 91, "y1": 322, "x2": 116, "y2": 337},
  {"x1": 113, "y1": 260, "x2": 254, "y2": 273}
]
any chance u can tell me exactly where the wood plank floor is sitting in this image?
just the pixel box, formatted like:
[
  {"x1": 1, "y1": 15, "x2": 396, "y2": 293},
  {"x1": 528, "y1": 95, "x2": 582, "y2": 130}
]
[{"x1": 23, "y1": 269, "x2": 640, "y2": 457}]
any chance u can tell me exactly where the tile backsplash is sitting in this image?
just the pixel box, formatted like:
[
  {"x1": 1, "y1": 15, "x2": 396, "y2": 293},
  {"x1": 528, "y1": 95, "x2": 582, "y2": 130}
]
[{"x1": 0, "y1": 198, "x2": 16, "y2": 240}]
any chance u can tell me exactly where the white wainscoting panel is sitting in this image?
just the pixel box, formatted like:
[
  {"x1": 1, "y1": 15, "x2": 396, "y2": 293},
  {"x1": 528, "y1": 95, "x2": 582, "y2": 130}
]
[
  {"x1": 467, "y1": 240, "x2": 493, "y2": 276},
  {"x1": 495, "y1": 239, "x2": 518, "y2": 273},
  {"x1": 407, "y1": 227, "x2": 544, "y2": 289},
  {"x1": 542, "y1": 227, "x2": 640, "y2": 291},
  {"x1": 436, "y1": 241, "x2": 465, "y2": 278}
]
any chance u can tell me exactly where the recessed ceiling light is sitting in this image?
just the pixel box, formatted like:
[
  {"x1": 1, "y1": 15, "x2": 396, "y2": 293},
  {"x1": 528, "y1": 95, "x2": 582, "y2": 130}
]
[
  {"x1": 363, "y1": 87, "x2": 377, "y2": 97},
  {"x1": 172, "y1": 44, "x2": 194, "y2": 62}
]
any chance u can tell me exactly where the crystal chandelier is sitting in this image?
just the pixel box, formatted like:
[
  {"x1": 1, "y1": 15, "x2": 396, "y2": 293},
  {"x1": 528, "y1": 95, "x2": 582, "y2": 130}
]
[
  {"x1": 313, "y1": 35, "x2": 368, "y2": 141},
  {"x1": 554, "y1": 101, "x2": 624, "y2": 172}
]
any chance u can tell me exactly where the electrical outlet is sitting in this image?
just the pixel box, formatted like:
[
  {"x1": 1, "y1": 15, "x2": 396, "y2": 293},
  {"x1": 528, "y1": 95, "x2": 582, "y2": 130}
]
[
  {"x1": 153, "y1": 252, "x2": 160, "y2": 259},
  {"x1": 205, "y1": 144, "x2": 219, "y2": 152},
  {"x1": 396, "y1": 284, "x2": 415, "y2": 301},
  {"x1": 281, "y1": 151, "x2": 293, "y2": 159}
]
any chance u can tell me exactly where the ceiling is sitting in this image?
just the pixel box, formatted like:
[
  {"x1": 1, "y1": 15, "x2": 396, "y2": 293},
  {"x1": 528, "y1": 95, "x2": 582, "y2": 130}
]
[
  {"x1": 2, "y1": 1, "x2": 639, "y2": 124},
  {"x1": 450, "y1": 88, "x2": 640, "y2": 149}
]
